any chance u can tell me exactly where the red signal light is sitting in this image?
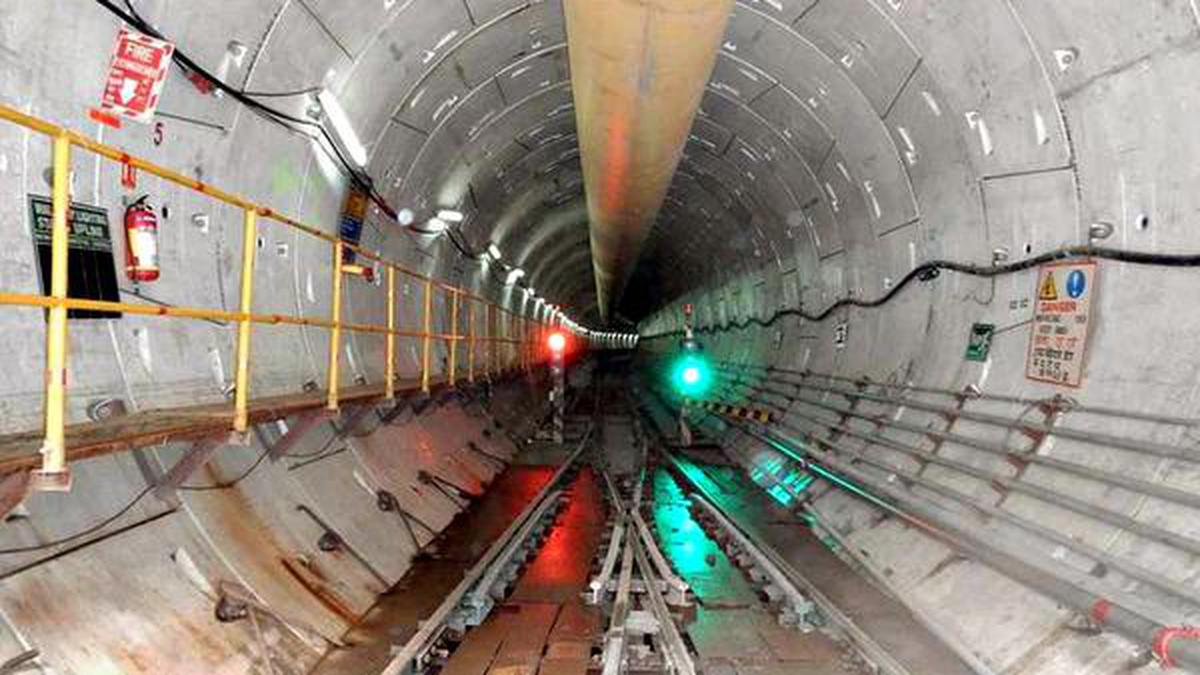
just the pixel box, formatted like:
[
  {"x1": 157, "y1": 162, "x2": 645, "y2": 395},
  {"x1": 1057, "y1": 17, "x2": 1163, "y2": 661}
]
[{"x1": 547, "y1": 332, "x2": 567, "y2": 353}]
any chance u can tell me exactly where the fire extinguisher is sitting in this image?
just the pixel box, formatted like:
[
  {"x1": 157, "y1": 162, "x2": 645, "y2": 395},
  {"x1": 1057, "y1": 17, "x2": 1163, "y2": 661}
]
[{"x1": 124, "y1": 195, "x2": 160, "y2": 282}]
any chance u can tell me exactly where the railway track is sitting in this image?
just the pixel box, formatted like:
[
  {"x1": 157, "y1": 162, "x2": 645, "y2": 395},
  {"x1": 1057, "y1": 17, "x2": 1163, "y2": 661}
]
[{"x1": 378, "y1": 368, "x2": 942, "y2": 675}]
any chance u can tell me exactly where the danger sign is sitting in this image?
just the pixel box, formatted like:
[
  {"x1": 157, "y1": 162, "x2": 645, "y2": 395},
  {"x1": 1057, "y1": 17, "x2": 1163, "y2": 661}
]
[
  {"x1": 99, "y1": 27, "x2": 175, "y2": 124},
  {"x1": 1025, "y1": 261, "x2": 1097, "y2": 387}
]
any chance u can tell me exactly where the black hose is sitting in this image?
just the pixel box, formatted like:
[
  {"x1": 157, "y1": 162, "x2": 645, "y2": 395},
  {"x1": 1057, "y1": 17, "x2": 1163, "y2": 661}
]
[{"x1": 642, "y1": 244, "x2": 1200, "y2": 338}]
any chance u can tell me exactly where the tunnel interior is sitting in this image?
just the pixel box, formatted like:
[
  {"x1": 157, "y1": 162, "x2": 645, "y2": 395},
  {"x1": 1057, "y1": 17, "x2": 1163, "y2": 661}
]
[{"x1": 1, "y1": 0, "x2": 1200, "y2": 673}]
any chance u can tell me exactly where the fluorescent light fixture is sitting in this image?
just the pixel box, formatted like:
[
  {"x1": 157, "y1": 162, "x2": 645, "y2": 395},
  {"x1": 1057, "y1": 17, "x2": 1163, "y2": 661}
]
[
  {"x1": 437, "y1": 209, "x2": 465, "y2": 223},
  {"x1": 420, "y1": 217, "x2": 449, "y2": 234},
  {"x1": 487, "y1": 243, "x2": 503, "y2": 260},
  {"x1": 505, "y1": 268, "x2": 525, "y2": 285},
  {"x1": 317, "y1": 89, "x2": 368, "y2": 167}
]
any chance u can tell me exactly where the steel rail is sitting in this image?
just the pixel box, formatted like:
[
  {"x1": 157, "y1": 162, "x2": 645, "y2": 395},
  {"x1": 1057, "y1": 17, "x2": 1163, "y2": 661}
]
[
  {"x1": 600, "y1": 532, "x2": 635, "y2": 675},
  {"x1": 688, "y1": 491, "x2": 819, "y2": 627},
  {"x1": 629, "y1": 509, "x2": 690, "y2": 606},
  {"x1": 596, "y1": 468, "x2": 690, "y2": 605},
  {"x1": 588, "y1": 516, "x2": 626, "y2": 605},
  {"x1": 769, "y1": 407, "x2": 1200, "y2": 607},
  {"x1": 466, "y1": 489, "x2": 565, "y2": 612},
  {"x1": 591, "y1": 469, "x2": 630, "y2": 605},
  {"x1": 599, "y1": 466, "x2": 695, "y2": 675},
  {"x1": 630, "y1": 534, "x2": 697, "y2": 675},
  {"x1": 720, "y1": 374, "x2": 1200, "y2": 512},
  {"x1": 744, "y1": 422, "x2": 1200, "y2": 671},
  {"x1": 714, "y1": 379, "x2": 1200, "y2": 602},
  {"x1": 720, "y1": 362, "x2": 1200, "y2": 427},
  {"x1": 659, "y1": 448, "x2": 913, "y2": 675},
  {"x1": 667, "y1": 387, "x2": 1200, "y2": 673},
  {"x1": 719, "y1": 366, "x2": 1200, "y2": 465},
  {"x1": 378, "y1": 425, "x2": 592, "y2": 675}
]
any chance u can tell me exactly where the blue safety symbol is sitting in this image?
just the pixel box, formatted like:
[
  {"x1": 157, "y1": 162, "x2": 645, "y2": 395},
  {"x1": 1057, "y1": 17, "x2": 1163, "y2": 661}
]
[{"x1": 1066, "y1": 269, "x2": 1087, "y2": 299}]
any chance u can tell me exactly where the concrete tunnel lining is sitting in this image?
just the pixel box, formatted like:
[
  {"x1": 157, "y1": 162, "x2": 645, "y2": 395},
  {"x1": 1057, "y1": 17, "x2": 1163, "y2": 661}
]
[{"x1": 0, "y1": 0, "x2": 1199, "y2": 672}]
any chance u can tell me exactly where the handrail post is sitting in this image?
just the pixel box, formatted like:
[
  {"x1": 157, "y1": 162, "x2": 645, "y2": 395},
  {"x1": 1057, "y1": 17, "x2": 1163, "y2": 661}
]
[
  {"x1": 385, "y1": 266, "x2": 396, "y2": 400},
  {"x1": 523, "y1": 317, "x2": 530, "y2": 372},
  {"x1": 487, "y1": 304, "x2": 496, "y2": 378},
  {"x1": 467, "y1": 298, "x2": 476, "y2": 384},
  {"x1": 233, "y1": 207, "x2": 258, "y2": 432},
  {"x1": 35, "y1": 133, "x2": 72, "y2": 490},
  {"x1": 326, "y1": 241, "x2": 344, "y2": 411},
  {"x1": 448, "y1": 289, "x2": 460, "y2": 386},
  {"x1": 500, "y1": 309, "x2": 507, "y2": 374},
  {"x1": 421, "y1": 279, "x2": 433, "y2": 393},
  {"x1": 508, "y1": 312, "x2": 516, "y2": 372}
]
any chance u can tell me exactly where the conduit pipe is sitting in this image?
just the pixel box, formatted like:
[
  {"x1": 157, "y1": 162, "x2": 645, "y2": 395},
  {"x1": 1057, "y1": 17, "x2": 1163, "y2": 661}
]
[
  {"x1": 564, "y1": 0, "x2": 735, "y2": 320},
  {"x1": 660, "y1": 387, "x2": 1200, "y2": 671},
  {"x1": 754, "y1": 425, "x2": 1200, "y2": 671},
  {"x1": 713, "y1": 376, "x2": 1200, "y2": 603}
]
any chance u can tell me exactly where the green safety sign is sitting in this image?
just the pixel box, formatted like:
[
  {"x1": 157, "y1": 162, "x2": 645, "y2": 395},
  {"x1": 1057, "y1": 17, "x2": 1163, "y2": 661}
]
[{"x1": 965, "y1": 323, "x2": 995, "y2": 362}]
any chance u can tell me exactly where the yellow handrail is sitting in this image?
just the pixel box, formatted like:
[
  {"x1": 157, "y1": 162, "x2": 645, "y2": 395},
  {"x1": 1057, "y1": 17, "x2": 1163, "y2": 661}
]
[
  {"x1": 0, "y1": 104, "x2": 545, "y2": 490},
  {"x1": 36, "y1": 133, "x2": 71, "y2": 490}
]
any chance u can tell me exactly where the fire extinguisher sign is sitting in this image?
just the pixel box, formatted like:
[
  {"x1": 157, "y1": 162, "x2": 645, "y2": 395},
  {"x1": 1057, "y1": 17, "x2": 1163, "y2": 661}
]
[{"x1": 99, "y1": 27, "x2": 175, "y2": 124}]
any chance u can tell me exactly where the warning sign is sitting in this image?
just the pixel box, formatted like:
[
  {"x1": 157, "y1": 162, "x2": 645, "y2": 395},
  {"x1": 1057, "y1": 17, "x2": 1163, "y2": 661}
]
[
  {"x1": 1039, "y1": 272, "x2": 1059, "y2": 301},
  {"x1": 1025, "y1": 261, "x2": 1097, "y2": 387},
  {"x1": 99, "y1": 27, "x2": 175, "y2": 124}
]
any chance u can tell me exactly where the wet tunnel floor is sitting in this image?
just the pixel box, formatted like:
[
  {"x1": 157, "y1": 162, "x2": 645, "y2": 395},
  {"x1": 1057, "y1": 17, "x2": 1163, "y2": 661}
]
[
  {"x1": 310, "y1": 464, "x2": 558, "y2": 675},
  {"x1": 438, "y1": 467, "x2": 606, "y2": 675},
  {"x1": 650, "y1": 467, "x2": 847, "y2": 674},
  {"x1": 667, "y1": 454, "x2": 977, "y2": 675}
]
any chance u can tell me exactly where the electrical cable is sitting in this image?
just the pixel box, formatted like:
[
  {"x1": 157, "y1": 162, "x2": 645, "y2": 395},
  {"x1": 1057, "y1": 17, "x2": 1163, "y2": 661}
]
[
  {"x1": 94, "y1": 0, "x2": 400, "y2": 220},
  {"x1": 645, "y1": 244, "x2": 1200, "y2": 338},
  {"x1": 0, "y1": 443, "x2": 279, "y2": 555},
  {"x1": 100, "y1": 0, "x2": 573, "y2": 307},
  {"x1": 0, "y1": 649, "x2": 39, "y2": 674},
  {"x1": 178, "y1": 448, "x2": 272, "y2": 491},
  {"x1": 0, "y1": 485, "x2": 156, "y2": 555},
  {"x1": 237, "y1": 85, "x2": 324, "y2": 99}
]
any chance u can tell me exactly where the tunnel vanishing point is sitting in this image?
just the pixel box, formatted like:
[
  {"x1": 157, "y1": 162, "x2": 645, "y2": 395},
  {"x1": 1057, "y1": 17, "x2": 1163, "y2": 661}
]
[{"x1": 1, "y1": 1, "x2": 1199, "y2": 674}]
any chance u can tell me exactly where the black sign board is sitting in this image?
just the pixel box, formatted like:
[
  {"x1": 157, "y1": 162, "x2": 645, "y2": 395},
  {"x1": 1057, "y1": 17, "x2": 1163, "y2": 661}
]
[{"x1": 29, "y1": 196, "x2": 122, "y2": 319}]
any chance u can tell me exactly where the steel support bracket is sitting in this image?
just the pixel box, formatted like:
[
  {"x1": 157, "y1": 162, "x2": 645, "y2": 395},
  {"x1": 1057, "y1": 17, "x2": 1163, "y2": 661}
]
[
  {"x1": 0, "y1": 471, "x2": 32, "y2": 521},
  {"x1": 155, "y1": 435, "x2": 234, "y2": 504},
  {"x1": 267, "y1": 409, "x2": 334, "y2": 461}
]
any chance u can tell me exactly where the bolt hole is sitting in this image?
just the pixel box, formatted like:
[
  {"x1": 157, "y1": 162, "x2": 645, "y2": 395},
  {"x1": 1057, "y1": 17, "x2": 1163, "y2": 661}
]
[
  {"x1": 1024, "y1": 243, "x2": 1033, "y2": 255},
  {"x1": 256, "y1": 236, "x2": 265, "y2": 250},
  {"x1": 1137, "y1": 214, "x2": 1150, "y2": 231}
]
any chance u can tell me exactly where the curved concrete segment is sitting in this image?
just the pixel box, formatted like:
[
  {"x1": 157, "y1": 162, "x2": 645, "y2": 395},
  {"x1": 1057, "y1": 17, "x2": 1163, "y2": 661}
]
[{"x1": 0, "y1": 0, "x2": 1199, "y2": 673}]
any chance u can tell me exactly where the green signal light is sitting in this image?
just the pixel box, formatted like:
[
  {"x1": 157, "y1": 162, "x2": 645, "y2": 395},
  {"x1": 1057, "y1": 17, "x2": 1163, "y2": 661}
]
[{"x1": 671, "y1": 353, "x2": 712, "y2": 397}]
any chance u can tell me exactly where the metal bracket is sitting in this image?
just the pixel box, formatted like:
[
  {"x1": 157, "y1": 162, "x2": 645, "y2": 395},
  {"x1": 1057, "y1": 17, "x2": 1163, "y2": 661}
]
[
  {"x1": 0, "y1": 471, "x2": 32, "y2": 521},
  {"x1": 334, "y1": 404, "x2": 376, "y2": 440},
  {"x1": 463, "y1": 440, "x2": 508, "y2": 467},
  {"x1": 268, "y1": 409, "x2": 334, "y2": 461},
  {"x1": 296, "y1": 504, "x2": 389, "y2": 588},
  {"x1": 154, "y1": 436, "x2": 232, "y2": 504}
]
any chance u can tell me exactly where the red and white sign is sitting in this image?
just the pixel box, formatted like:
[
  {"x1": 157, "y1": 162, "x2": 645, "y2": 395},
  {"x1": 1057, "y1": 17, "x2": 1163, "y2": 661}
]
[
  {"x1": 1025, "y1": 261, "x2": 1097, "y2": 388},
  {"x1": 99, "y1": 27, "x2": 174, "y2": 124}
]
